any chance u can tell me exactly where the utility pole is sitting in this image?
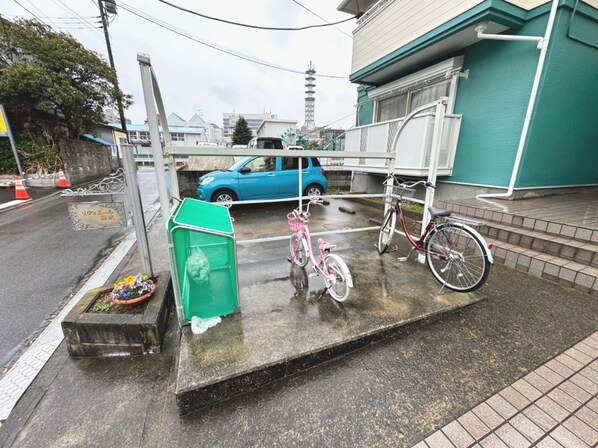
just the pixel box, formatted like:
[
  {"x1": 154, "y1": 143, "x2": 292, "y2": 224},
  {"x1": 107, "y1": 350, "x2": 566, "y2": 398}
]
[{"x1": 98, "y1": 0, "x2": 128, "y2": 138}]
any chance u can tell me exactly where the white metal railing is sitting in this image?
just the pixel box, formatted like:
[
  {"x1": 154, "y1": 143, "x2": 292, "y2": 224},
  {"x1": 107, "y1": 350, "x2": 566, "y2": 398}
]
[{"x1": 343, "y1": 113, "x2": 461, "y2": 176}]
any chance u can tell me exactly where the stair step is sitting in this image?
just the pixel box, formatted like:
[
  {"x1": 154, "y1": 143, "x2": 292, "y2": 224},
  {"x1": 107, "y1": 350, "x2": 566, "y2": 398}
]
[
  {"x1": 438, "y1": 201, "x2": 598, "y2": 244},
  {"x1": 492, "y1": 242, "x2": 598, "y2": 294},
  {"x1": 481, "y1": 221, "x2": 598, "y2": 267}
]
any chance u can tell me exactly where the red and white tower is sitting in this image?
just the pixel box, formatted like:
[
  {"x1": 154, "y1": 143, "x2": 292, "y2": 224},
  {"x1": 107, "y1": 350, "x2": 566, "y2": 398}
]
[{"x1": 303, "y1": 61, "x2": 316, "y2": 131}]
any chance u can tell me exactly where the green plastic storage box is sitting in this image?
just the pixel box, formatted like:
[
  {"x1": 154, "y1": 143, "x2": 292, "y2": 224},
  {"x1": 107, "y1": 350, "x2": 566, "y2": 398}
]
[{"x1": 168, "y1": 198, "x2": 238, "y2": 320}]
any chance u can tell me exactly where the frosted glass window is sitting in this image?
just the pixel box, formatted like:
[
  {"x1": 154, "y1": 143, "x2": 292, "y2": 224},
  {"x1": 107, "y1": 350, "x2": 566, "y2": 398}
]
[
  {"x1": 377, "y1": 93, "x2": 408, "y2": 122},
  {"x1": 409, "y1": 80, "x2": 451, "y2": 112}
]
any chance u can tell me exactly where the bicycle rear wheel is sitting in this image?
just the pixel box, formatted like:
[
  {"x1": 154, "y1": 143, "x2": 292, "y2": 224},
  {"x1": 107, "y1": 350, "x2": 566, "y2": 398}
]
[
  {"x1": 323, "y1": 253, "x2": 352, "y2": 302},
  {"x1": 377, "y1": 209, "x2": 397, "y2": 255},
  {"x1": 424, "y1": 223, "x2": 490, "y2": 292},
  {"x1": 289, "y1": 233, "x2": 309, "y2": 267}
]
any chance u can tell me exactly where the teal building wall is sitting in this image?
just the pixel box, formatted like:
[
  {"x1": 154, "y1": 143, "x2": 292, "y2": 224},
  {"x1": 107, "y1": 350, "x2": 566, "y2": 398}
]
[
  {"x1": 448, "y1": 15, "x2": 546, "y2": 187},
  {"x1": 516, "y1": 4, "x2": 598, "y2": 188},
  {"x1": 352, "y1": 1, "x2": 598, "y2": 190},
  {"x1": 356, "y1": 87, "x2": 374, "y2": 127}
]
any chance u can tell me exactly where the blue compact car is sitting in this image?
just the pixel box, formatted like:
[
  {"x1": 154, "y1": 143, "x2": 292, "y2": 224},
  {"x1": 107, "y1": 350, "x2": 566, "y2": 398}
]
[{"x1": 197, "y1": 156, "x2": 327, "y2": 203}]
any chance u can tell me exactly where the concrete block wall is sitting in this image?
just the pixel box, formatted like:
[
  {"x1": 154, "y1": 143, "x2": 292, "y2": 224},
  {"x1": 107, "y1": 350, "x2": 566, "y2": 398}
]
[{"x1": 60, "y1": 140, "x2": 119, "y2": 185}]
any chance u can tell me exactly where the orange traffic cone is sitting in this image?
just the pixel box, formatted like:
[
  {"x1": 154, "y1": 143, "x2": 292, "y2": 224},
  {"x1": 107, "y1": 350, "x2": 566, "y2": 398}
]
[
  {"x1": 14, "y1": 176, "x2": 30, "y2": 200},
  {"x1": 57, "y1": 169, "x2": 70, "y2": 188}
]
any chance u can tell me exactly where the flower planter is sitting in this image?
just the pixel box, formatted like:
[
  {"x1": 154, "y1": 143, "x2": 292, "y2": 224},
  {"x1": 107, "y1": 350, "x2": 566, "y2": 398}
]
[
  {"x1": 61, "y1": 271, "x2": 173, "y2": 357},
  {"x1": 112, "y1": 283, "x2": 157, "y2": 307}
]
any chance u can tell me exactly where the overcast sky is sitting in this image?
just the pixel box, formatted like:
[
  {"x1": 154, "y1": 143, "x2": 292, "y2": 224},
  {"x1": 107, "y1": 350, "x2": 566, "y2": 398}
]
[{"x1": 3, "y1": 0, "x2": 358, "y2": 130}]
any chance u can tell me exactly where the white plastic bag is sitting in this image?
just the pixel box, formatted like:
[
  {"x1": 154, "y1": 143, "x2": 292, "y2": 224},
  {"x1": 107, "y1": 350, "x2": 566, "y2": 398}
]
[{"x1": 190, "y1": 316, "x2": 222, "y2": 334}]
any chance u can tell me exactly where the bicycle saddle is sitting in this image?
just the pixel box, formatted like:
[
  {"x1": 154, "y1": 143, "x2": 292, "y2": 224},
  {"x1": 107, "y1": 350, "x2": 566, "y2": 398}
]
[
  {"x1": 318, "y1": 238, "x2": 336, "y2": 251},
  {"x1": 428, "y1": 206, "x2": 451, "y2": 218}
]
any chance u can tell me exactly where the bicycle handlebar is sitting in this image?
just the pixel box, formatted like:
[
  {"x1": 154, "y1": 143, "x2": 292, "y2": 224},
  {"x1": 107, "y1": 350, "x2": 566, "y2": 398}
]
[
  {"x1": 293, "y1": 196, "x2": 324, "y2": 221},
  {"x1": 383, "y1": 176, "x2": 435, "y2": 189}
]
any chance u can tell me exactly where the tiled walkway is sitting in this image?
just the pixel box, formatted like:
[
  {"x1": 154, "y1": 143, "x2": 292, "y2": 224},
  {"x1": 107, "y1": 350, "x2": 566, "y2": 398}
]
[
  {"x1": 445, "y1": 191, "x2": 598, "y2": 235},
  {"x1": 438, "y1": 191, "x2": 598, "y2": 296},
  {"x1": 412, "y1": 332, "x2": 598, "y2": 448}
]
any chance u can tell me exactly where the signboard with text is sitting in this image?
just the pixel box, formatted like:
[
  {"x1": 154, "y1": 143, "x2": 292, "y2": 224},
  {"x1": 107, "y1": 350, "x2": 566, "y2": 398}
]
[{"x1": 67, "y1": 201, "x2": 126, "y2": 231}]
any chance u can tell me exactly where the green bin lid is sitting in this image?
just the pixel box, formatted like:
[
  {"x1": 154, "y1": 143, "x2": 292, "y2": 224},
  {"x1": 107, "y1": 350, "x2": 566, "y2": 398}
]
[{"x1": 170, "y1": 198, "x2": 234, "y2": 234}]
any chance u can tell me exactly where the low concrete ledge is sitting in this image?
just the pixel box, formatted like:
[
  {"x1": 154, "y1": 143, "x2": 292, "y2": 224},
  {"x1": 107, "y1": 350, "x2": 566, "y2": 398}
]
[
  {"x1": 175, "y1": 304, "x2": 472, "y2": 415},
  {"x1": 174, "y1": 247, "x2": 485, "y2": 416},
  {"x1": 62, "y1": 271, "x2": 173, "y2": 357}
]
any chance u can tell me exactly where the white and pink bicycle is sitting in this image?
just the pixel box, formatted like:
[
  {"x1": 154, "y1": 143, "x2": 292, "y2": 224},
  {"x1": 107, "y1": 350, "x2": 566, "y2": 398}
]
[{"x1": 287, "y1": 197, "x2": 353, "y2": 302}]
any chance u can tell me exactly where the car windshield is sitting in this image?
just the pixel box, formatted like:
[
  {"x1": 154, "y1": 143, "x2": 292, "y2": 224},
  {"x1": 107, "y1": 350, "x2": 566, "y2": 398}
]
[{"x1": 228, "y1": 157, "x2": 252, "y2": 171}]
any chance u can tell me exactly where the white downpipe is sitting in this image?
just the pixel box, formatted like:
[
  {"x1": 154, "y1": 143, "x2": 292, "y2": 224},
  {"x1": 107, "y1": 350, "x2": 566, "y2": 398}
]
[
  {"x1": 475, "y1": 0, "x2": 559, "y2": 201},
  {"x1": 476, "y1": 21, "x2": 543, "y2": 48}
]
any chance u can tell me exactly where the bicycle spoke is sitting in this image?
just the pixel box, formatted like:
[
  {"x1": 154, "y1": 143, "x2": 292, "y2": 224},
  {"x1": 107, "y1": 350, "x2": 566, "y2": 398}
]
[
  {"x1": 324, "y1": 254, "x2": 351, "y2": 302},
  {"x1": 425, "y1": 224, "x2": 490, "y2": 292}
]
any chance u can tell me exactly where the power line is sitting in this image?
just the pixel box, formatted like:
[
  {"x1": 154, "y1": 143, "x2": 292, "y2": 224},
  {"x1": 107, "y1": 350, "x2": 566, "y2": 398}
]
[
  {"x1": 156, "y1": 0, "x2": 355, "y2": 31},
  {"x1": 56, "y1": 0, "x2": 101, "y2": 30},
  {"x1": 50, "y1": 0, "x2": 104, "y2": 41},
  {"x1": 117, "y1": 1, "x2": 348, "y2": 79},
  {"x1": 55, "y1": 25, "x2": 102, "y2": 29},
  {"x1": 13, "y1": 1, "x2": 43, "y2": 23},
  {"x1": 3, "y1": 13, "x2": 99, "y2": 20},
  {"x1": 312, "y1": 112, "x2": 356, "y2": 133},
  {"x1": 290, "y1": 0, "x2": 353, "y2": 38}
]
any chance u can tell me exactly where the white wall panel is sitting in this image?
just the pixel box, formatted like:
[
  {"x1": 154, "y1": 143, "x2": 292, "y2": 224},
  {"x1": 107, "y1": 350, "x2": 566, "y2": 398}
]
[{"x1": 352, "y1": 0, "x2": 483, "y2": 73}]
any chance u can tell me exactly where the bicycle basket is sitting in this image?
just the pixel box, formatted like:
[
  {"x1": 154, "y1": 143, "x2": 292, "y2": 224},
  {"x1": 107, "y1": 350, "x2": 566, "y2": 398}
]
[
  {"x1": 384, "y1": 185, "x2": 416, "y2": 202},
  {"x1": 287, "y1": 212, "x2": 306, "y2": 232}
]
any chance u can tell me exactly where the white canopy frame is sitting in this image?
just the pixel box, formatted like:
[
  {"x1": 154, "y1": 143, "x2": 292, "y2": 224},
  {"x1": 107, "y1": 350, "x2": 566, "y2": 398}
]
[{"x1": 137, "y1": 53, "x2": 447, "y2": 324}]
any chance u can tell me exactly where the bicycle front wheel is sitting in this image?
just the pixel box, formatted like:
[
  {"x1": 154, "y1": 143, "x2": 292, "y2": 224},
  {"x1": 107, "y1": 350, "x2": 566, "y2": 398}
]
[
  {"x1": 289, "y1": 233, "x2": 309, "y2": 267},
  {"x1": 323, "y1": 253, "x2": 352, "y2": 302},
  {"x1": 377, "y1": 208, "x2": 397, "y2": 255},
  {"x1": 424, "y1": 223, "x2": 490, "y2": 292}
]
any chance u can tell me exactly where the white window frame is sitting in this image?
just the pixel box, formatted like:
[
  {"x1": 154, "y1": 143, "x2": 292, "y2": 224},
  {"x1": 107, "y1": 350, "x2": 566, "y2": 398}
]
[{"x1": 370, "y1": 56, "x2": 464, "y2": 122}]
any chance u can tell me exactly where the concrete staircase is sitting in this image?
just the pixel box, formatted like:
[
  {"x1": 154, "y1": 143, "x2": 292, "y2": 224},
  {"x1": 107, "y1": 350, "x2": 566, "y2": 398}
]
[{"x1": 437, "y1": 199, "x2": 598, "y2": 296}]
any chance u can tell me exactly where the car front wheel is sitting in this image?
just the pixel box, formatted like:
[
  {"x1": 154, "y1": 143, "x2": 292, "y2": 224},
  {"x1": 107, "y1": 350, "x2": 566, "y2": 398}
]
[
  {"x1": 212, "y1": 189, "x2": 237, "y2": 205},
  {"x1": 303, "y1": 184, "x2": 324, "y2": 197}
]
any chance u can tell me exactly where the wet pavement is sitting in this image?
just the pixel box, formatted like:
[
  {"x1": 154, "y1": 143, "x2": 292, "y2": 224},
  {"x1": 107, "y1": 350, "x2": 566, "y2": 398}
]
[
  {"x1": 0, "y1": 199, "x2": 597, "y2": 447},
  {"x1": 177, "y1": 199, "x2": 483, "y2": 414}
]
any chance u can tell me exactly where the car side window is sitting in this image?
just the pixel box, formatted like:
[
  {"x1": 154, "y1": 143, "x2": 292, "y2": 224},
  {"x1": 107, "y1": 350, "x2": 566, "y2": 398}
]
[
  {"x1": 244, "y1": 157, "x2": 276, "y2": 173},
  {"x1": 281, "y1": 157, "x2": 299, "y2": 170}
]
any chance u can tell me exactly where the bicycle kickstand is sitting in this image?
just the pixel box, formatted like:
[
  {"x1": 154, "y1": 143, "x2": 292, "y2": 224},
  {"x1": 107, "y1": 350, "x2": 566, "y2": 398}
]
[{"x1": 397, "y1": 247, "x2": 414, "y2": 262}]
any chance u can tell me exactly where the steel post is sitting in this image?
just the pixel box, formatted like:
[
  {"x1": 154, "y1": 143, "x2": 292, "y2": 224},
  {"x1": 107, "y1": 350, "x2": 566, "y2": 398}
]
[{"x1": 122, "y1": 144, "x2": 153, "y2": 276}]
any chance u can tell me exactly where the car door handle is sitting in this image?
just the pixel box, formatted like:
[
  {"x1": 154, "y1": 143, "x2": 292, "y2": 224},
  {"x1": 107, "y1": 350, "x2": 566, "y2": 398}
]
[{"x1": 267, "y1": 173, "x2": 276, "y2": 177}]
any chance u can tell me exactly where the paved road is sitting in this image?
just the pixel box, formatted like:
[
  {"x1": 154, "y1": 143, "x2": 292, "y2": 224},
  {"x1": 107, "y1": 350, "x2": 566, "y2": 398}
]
[{"x1": 0, "y1": 167, "x2": 158, "y2": 369}]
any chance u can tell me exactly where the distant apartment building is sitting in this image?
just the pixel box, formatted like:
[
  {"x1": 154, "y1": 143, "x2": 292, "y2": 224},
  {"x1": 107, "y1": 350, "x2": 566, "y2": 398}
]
[
  {"x1": 256, "y1": 119, "x2": 298, "y2": 144},
  {"x1": 103, "y1": 107, "x2": 131, "y2": 125},
  {"x1": 124, "y1": 113, "x2": 213, "y2": 147},
  {"x1": 223, "y1": 112, "x2": 277, "y2": 137}
]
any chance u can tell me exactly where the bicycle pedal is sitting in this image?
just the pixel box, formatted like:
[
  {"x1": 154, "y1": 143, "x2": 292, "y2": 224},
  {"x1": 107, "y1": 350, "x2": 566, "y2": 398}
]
[
  {"x1": 397, "y1": 256, "x2": 408, "y2": 262},
  {"x1": 309, "y1": 272, "x2": 318, "y2": 278}
]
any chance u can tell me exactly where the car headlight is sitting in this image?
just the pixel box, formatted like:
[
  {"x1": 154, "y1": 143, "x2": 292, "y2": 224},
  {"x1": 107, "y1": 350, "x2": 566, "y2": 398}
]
[{"x1": 200, "y1": 177, "x2": 215, "y2": 186}]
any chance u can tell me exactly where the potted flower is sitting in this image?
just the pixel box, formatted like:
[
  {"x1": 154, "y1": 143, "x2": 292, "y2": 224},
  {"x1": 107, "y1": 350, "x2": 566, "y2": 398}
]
[{"x1": 111, "y1": 273, "x2": 156, "y2": 307}]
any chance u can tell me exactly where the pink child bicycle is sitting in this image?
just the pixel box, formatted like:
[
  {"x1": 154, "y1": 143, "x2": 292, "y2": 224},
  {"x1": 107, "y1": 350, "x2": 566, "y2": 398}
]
[{"x1": 287, "y1": 197, "x2": 353, "y2": 302}]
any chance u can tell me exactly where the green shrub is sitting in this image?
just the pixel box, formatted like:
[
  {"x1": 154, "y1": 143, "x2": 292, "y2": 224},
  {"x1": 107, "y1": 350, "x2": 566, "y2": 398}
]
[
  {"x1": 0, "y1": 132, "x2": 61, "y2": 175},
  {"x1": 406, "y1": 202, "x2": 424, "y2": 213}
]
